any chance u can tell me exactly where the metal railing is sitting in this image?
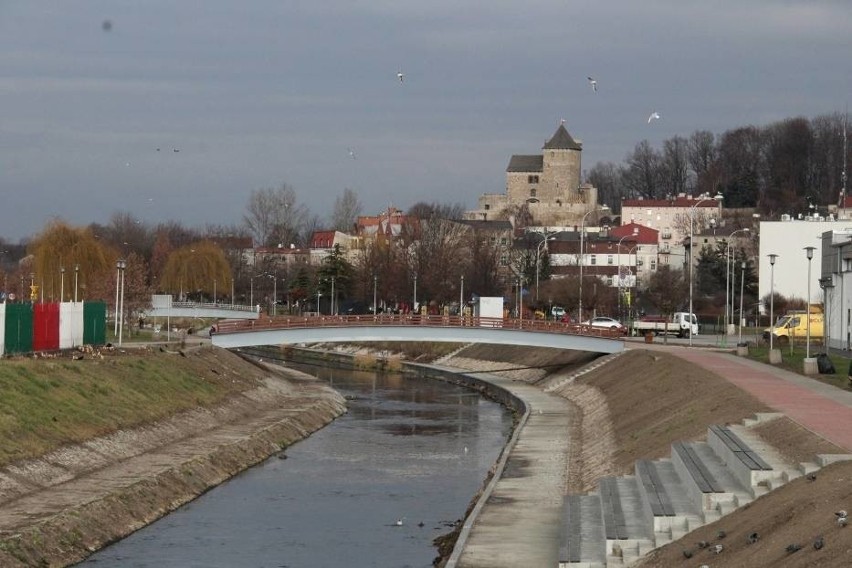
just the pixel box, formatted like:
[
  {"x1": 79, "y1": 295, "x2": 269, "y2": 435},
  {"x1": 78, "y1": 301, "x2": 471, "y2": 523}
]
[{"x1": 213, "y1": 314, "x2": 626, "y2": 339}]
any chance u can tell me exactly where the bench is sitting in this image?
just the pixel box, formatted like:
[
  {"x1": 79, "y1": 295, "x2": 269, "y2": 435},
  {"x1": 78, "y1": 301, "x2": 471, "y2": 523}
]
[
  {"x1": 636, "y1": 460, "x2": 675, "y2": 516},
  {"x1": 709, "y1": 425, "x2": 772, "y2": 471},
  {"x1": 600, "y1": 478, "x2": 628, "y2": 540},
  {"x1": 672, "y1": 442, "x2": 725, "y2": 493}
]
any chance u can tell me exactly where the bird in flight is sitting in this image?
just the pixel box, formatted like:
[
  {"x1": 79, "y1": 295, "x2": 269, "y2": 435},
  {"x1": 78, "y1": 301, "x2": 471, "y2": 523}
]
[
  {"x1": 347, "y1": 148, "x2": 357, "y2": 160},
  {"x1": 397, "y1": 71, "x2": 405, "y2": 83},
  {"x1": 648, "y1": 111, "x2": 661, "y2": 124},
  {"x1": 587, "y1": 76, "x2": 597, "y2": 92}
]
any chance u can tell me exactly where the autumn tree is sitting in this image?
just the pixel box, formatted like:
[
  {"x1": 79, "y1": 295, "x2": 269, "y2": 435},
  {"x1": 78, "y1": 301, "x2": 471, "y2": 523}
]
[
  {"x1": 27, "y1": 220, "x2": 114, "y2": 302},
  {"x1": 158, "y1": 241, "x2": 232, "y2": 301}
]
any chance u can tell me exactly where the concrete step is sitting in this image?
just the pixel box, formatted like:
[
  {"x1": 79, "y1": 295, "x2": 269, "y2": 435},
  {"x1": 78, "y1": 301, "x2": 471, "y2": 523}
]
[
  {"x1": 707, "y1": 424, "x2": 786, "y2": 496},
  {"x1": 670, "y1": 441, "x2": 752, "y2": 521},
  {"x1": 634, "y1": 458, "x2": 704, "y2": 545},
  {"x1": 559, "y1": 494, "x2": 606, "y2": 566},
  {"x1": 598, "y1": 477, "x2": 655, "y2": 564}
]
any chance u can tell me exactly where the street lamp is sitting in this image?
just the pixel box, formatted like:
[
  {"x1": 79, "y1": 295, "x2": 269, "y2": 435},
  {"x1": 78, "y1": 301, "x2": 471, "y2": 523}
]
[
  {"x1": 116, "y1": 259, "x2": 127, "y2": 346},
  {"x1": 373, "y1": 274, "x2": 377, "y2": 315},
  {"x1": 113, "y1": 264, "x2": 121, "y2": 335},
  {"x1": 535, "y1": 232, "x2": 557, "y2": 302},
  {"x1": 578, "y1": 205, "x2": 609, "y2": 322},
  {"x1": 738, "y1": 260, "x2": 746, "y2": 344},
  {"x1": 271, "y1": 273, "x2": 277, "y2": 316},
  {"x1": 687, "y1": 193, "x2": 723, "y2": 346},
  {"x1": 59, "y1": 266, "x2": 65, "y2": 302},
  {"x1": 74, "y1": 264, "x2": 79, "y2": 303},
  {"x1": 804, "y1": 246, "x2": 816, "y2": 359},
  {"x1": 330, "y1": 276, "x2": 336, "y2": 316},
  {"x1": 617, "y1": 228, "x2": 639, "y2": 320},
  {"x1": 725, "y1": 228, "x2": 750, "y2": 333},
  {"x1": 768, "y1": 254, "x2": 778, "y2": 353},
  {"x1": 413, "y1": 274, "x2": 417, "y2": 312},
  {"x1": 460, "y1": 274, "x2": 465, "y2": 321}
]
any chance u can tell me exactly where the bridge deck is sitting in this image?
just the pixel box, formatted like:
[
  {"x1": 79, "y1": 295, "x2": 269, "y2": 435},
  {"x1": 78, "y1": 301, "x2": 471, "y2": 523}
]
[{"x1": 211, "y1": 315, "x2": 625, "y2": 354}]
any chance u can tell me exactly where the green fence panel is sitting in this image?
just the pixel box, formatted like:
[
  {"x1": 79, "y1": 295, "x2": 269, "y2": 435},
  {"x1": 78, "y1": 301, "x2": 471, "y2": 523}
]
[
  {"x1": 83, "y1": 301, "x2": 107, "y2": 345},
  {"x1": 4, "y1": 303, "x2": 34, "y2": 354}
]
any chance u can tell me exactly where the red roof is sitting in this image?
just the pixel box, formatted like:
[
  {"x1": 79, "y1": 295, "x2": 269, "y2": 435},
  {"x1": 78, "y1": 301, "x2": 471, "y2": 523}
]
[{"x1": 610, "y1": 222, "x2": 659, "y2": 245}]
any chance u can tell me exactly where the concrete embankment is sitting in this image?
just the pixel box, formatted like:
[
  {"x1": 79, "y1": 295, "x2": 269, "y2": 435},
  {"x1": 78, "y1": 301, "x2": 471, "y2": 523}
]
[{"x1": 0, "y1": 357, "x2": 346, "y2": 567}]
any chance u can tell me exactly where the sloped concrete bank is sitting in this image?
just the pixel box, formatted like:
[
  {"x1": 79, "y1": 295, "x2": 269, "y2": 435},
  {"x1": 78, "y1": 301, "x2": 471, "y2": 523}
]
[{"x1": 0, "y1": 362, "x2": 346, "y2": 567}]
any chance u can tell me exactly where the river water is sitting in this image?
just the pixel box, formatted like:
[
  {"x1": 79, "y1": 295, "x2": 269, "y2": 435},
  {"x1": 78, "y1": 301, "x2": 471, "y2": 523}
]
[{"x1": 78, "y1": 364, "x2": 513, "y2": 568}]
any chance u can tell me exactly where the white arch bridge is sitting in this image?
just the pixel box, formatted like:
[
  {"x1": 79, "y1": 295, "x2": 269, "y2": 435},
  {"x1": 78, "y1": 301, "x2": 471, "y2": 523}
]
[{"x1": 210, "y1": 315, "x2": 625, "y2": 354}]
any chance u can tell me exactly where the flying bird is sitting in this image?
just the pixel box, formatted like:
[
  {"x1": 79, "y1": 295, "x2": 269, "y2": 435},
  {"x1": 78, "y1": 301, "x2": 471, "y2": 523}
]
[
  {"x1": 648, "y1": 111, "x2": 661, "y2": 124},
  {"x1": 347, "y1": 148, "x2": 357, "y2": 160},
  {"x1": 173, "y1": 148, "x2": 180, "y2": 153},
  {"x1": 587, "y1": 76, "x2": 597, "y2": 92},
  {"x1": 397, "y1": 71, "x2": 405, "y2": 83}
]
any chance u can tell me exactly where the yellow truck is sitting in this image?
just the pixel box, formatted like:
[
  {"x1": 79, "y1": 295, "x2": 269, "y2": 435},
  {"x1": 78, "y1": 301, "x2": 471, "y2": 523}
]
[{"x1": 763, "y1": 307, "x2": 824, "y2": 345}]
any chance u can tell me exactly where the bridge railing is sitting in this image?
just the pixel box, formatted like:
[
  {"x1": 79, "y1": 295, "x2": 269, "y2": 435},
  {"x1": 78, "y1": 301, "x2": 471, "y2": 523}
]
[
  {"x1": 168, "y1": 301, "x2": 259, "y2": 312},
  {"x1": 213, "y1": 314, "x2": 625, "y2": 339}
]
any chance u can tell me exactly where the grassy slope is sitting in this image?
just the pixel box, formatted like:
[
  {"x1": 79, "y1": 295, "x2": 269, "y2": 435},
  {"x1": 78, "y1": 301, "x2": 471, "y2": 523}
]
[{"x1": 0, "y1": 347, "x2": 267, "y2": 466}]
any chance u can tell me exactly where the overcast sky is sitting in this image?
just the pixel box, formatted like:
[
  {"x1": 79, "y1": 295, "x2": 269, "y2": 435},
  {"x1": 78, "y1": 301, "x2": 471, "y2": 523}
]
[{"x1": 1, "y1": 1, "x2": 851, "y2": 241}]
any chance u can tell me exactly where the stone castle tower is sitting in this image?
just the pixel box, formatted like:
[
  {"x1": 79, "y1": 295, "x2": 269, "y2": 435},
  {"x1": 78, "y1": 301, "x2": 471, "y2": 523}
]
[{"x1": 466, "y1": 122, "x2": 598, "y2": 226}]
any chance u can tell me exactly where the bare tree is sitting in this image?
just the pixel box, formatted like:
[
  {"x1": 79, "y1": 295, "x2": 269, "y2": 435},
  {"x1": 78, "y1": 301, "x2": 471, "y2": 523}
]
[
  {"x1": 243, "y1": 183, "x2": 308, "y2": 247},
  {"x1": 621, "y1": 140, "x2": 664, "y2": 199},
  {"x1": 586, "y1": 162, "x2": 625, "y2": 216},
  {"x1": 331, "y1": 188, "x2": 362, "y2": 232},
  {"x1": 688, "y1": 130, "x2": 719, "y2": 196},
  {"x1": 661, "y1": 136, "x2": 690, "y2": 196}
]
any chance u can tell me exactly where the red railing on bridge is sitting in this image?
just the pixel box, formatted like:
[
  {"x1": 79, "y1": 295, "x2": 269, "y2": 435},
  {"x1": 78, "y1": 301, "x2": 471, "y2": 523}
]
[{"x1": 213, "y1": 314, "x2": 626, "y2": 339}]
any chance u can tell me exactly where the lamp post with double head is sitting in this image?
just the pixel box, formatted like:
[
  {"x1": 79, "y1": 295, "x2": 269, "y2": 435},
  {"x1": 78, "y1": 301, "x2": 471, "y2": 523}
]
[
  {"x1": 688, "y1": 193, "x2": 723, "y2": 346},
  {"x1": 617, "y1": 228, "x2": 639, "y2": 320},
  {"x1": 725, "y1": 228, "x2": 750, "y2": 332},
  {"x1": 578, "y1": 206, "x2": 609, "y2": 323},
  {"x1": 535, "y1": 232, "x2": 557, "y2": 303}
]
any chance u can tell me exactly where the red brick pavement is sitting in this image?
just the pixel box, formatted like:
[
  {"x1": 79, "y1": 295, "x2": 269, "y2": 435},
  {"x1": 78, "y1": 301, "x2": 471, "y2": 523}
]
[{"x1": 637, "y1": 344, "x2": 852, "y2": 452}]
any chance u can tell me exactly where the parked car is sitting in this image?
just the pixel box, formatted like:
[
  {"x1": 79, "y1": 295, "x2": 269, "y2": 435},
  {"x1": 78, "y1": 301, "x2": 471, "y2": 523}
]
[
  {"x1": 581, "y1": 316, "x2": 626, "y2": 333},
  {"x1": 551, "y1": 306, "x2": 566, "y2": 318}
]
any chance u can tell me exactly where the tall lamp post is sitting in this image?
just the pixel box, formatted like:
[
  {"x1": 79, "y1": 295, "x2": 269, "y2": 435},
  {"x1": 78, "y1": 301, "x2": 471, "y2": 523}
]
[
  {"x1": 330, "y1": 276, "x2": 335, "y2": 316},
  {"x1": 373, "y1": 274, "x2": 377, "y2": 315},
  {"x1": 804, "y1": 246, "x2": 816, "y2": 360},
  {"x1": 114, "y1": 263, "x2": 122, "y2": 335},
  {"x1": 74, "y1": 263, "x2": 79, "y2": 302},
  {"x1": 578, "y1": 206, "x2": 609, "y2": 323},
  {"x1": 116, "y1": 259, "x2": 127, "y2": 346},
  {"x1": 617, "y1": 228, "x2": 639, "y2": 320},
  {"x1": 738, "y1": 260, "x2": 746, "y2": 344},
  {"x1": 59, "y1": 266, "x2": 65, "y2": 302},
  {"x1": 535, "y1": 232, "x2": 557, "y2": 302},
  {"x1": 413, "y1": 274, "x2": 417, "y2": 311},
  {"x1": 687, "y1": 193, "x2": 723, "y2": 346},
  {"x1": 460, "y1": 274, "x2": 465, "y2": 322},
  {"x1": 725, "y1": 228, "x2": 750, "y2": 333},
  {"x1": 768, "y1": 254, "x2": 778, "y2": 354}
]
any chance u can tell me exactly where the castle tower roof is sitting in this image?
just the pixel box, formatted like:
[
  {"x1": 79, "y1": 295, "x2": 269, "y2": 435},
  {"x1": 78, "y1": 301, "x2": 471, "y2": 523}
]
[{"x1": 543, "y1": 123, "x2": 582, "y2": 151}]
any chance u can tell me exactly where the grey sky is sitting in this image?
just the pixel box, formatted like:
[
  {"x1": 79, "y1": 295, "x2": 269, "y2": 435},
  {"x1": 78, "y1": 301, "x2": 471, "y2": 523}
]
[{"x1": 2, "y1": 1, "x2": 850, "y2": 241}]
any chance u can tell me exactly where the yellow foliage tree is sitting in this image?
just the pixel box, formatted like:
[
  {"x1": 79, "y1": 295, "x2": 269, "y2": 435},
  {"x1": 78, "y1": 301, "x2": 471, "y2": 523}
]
[
  {"x1": 159, "y1": 241, "x2": 232, "y2": 300},
  {"x1": 27, "y1": 220, "x2": 114, "y2": 301}
]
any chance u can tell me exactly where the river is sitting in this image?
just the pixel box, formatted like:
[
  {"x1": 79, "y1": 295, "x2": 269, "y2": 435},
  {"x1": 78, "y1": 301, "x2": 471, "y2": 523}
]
[{"x1": 78, "y1": 364, "x2": 513, "y2": 568}]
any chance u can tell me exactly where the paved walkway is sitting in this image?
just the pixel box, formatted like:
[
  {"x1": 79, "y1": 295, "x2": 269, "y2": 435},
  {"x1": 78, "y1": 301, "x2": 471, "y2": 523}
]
[{"x1": 633, "y1": 341, "x2": 852, "y2": 452}]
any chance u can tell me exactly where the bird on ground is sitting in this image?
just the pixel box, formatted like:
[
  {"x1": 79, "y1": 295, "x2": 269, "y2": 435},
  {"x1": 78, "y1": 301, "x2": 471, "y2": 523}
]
[
  {"x1": 807, "y1": 472, "x2": 818, "y2": 481},
  {"x1": 747, "y1": 532, "x2": 760, "y2": 544},
  {"x1": 696, "y1": 540, "x2": 709, "y2": 549},
  {"x1": 814, "y1": 535, "x2": 824, "y2": 550},
  {"x1": 394, "y1": 517, "x2": 404, "y2": 526},
  {"x1": 417, "y1": 521, "x2": 425, "y2": 528},
  {"x1": 647, "y1": 111, "x2": 661, "y2": 124},
  {"x1": 587, "y1": 76, "x2": 597, "y2": 92},
  {"x1": 682, "y1": 549, "x2": 693, "y2": 559},
  {"x1": 835, "y1": 510, "x2": 848, "y2": 518},
  {"x1": 711, "y1": 544, "x2": 724, "y2": 554},
  {"x1": 717, "y1": 530, "x2": 727, "y2": 540},
  {"x1": 837, "y1": 516, "x2": 848, "y2": 527},
  {"x1": 397, "y1": 71, "x2": 405, "y2": 83},
  {"x1": 785, "y1": 543, "x2": 803, "y2": 553}
]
